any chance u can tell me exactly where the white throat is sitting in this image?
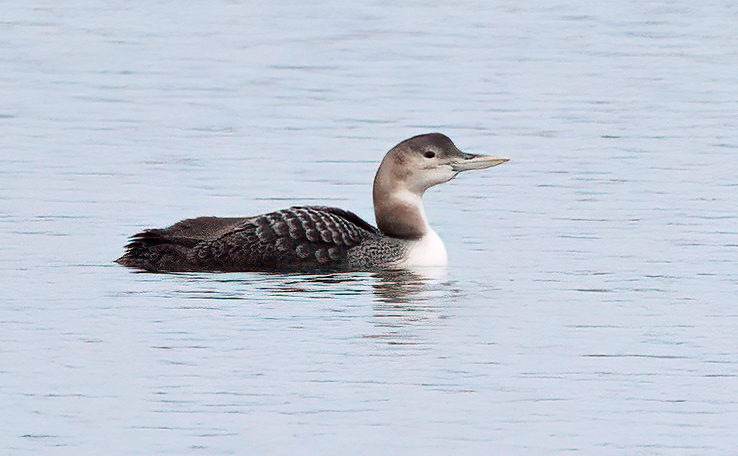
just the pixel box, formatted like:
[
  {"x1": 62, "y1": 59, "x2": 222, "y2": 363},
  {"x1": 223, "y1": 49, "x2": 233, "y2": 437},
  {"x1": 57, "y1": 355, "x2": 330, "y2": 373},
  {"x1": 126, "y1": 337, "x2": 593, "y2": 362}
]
[{"x1": 397, "y1": 228, "x2": 448, "y2": 267}]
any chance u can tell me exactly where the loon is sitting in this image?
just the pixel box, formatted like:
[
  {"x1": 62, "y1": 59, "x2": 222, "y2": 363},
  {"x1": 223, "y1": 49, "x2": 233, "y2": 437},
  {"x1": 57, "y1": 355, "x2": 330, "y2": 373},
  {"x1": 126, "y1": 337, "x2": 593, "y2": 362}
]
[{"x1": 116, "y1": 133, "x2": 508, "y2": 273}]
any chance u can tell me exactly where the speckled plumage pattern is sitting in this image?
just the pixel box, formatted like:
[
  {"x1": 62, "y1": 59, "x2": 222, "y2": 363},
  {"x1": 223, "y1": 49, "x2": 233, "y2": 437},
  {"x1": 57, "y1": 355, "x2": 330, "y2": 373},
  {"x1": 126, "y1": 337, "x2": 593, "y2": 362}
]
[{"x1": 117, "y1": 206, "x2": 406, "y2": 272}]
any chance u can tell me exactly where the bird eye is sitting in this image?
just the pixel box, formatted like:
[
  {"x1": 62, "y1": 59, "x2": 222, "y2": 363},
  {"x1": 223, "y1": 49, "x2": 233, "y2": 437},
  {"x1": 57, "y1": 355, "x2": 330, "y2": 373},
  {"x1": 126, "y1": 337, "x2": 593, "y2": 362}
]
[{"x1": 423, "y1": 151, "x2": 436, "y2": 159}]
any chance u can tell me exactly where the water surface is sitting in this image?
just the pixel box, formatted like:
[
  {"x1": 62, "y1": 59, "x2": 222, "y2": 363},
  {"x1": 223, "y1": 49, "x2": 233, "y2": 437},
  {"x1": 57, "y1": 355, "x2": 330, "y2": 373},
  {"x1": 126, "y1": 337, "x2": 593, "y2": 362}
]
[{"x1": 2, "y1": 1, "x2": 737, "y2": 454}]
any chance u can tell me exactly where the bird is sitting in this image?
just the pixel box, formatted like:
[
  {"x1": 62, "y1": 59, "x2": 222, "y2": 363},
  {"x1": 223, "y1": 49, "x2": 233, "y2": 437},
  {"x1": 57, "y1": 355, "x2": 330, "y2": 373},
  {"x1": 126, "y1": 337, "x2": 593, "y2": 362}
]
[{"x1": 116, "y1": 133, "x2": 508, "y2": 273}]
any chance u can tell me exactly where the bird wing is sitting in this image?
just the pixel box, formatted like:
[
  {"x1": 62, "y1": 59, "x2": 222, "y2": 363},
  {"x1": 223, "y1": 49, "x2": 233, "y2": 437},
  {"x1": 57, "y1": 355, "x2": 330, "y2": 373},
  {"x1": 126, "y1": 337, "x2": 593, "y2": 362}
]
[{"x1": 191, "y1": 206, "x2": 379, "y2": 271}]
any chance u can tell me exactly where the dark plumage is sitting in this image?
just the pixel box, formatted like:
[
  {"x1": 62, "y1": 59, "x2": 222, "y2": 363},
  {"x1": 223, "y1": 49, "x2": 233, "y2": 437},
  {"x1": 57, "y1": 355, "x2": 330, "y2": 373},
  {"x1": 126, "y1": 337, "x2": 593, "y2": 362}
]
[{"x1": 117, "y1": 206, "x2": 404, "y2": 272}]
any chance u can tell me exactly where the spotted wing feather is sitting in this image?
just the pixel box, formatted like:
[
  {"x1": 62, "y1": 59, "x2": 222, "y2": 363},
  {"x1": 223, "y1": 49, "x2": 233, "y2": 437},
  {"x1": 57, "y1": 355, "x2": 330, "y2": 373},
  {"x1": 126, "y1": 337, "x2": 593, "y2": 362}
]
[
  {"x1": 117, "y1": 206, "x2": 380, "y2": 272},
  {"x1": 193, "y1": 207, "x2": 378, "y2": 271}
]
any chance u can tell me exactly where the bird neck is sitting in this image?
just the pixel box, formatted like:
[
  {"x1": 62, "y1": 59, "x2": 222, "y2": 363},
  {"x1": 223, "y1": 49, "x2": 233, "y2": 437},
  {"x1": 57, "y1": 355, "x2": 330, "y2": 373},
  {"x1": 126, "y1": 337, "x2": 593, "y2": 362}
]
[{"x1": 373, "y1": 184, "x2": 429, "y2": 240}]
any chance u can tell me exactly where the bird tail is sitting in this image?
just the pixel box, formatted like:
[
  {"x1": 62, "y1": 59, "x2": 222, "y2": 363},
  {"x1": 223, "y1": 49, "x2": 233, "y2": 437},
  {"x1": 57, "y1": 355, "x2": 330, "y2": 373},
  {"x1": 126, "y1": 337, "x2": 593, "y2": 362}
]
[{"x1": 116, "y1": 229, "x2": 199, "y2": 272}]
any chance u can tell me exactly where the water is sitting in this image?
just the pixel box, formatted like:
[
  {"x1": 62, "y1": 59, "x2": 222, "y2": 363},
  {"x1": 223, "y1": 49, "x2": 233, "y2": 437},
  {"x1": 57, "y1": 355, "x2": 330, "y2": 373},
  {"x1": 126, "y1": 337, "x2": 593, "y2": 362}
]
[{"x1": 2, "y1": 1, "x2": 737, "y2": 454}]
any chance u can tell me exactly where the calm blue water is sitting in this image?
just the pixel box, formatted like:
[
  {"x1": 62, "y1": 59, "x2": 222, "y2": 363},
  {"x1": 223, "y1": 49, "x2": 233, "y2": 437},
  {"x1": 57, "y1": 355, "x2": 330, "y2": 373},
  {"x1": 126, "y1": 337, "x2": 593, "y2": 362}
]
[{"x1": 2, "y1": 1, "x2": 737, "y2": 454}]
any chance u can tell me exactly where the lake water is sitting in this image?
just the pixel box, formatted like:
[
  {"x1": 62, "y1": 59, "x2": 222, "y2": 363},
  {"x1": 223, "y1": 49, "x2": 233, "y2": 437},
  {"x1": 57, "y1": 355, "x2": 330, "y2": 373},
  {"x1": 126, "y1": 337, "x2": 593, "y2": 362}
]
[{"x1": 2, "y1": 1, "x2": 737, "y2": 454}]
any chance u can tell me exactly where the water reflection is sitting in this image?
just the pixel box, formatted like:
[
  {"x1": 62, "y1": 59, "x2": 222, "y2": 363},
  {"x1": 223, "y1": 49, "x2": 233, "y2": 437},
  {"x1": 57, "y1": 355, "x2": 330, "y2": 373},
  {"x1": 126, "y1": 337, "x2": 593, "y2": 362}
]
[
  {"x1": 372, "y1": 269, "x2": 438, "y2": 304},
  {"x1": 368, "y1": 269, "x2": 460, "y2": 345},
  {"x1": 122, "y1": 268, "x2": 460, "y2": 342},
  {"x1": 119, "y1": 268, "x2": 462, "y2": 347},
  {"x1": 143, "y1": 267, "x2": 458, "y2": 305}
]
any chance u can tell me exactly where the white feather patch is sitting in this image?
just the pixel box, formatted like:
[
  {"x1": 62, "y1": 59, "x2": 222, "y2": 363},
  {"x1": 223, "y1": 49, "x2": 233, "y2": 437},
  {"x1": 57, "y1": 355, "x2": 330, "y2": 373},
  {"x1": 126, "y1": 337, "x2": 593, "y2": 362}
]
[{"x1": 398, "y1": 228, "x2": 448, "y2": 267}]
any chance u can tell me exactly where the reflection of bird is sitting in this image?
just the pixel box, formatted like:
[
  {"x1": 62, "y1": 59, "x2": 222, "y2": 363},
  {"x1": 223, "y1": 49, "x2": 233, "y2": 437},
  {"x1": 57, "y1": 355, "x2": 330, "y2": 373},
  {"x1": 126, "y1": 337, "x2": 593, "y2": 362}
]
[
  {"x1": 117, "y1": 133, "x2": 508, "y2": 273},
  {"x1": 372, "y1": 269, "x2": 432, "y2": 304}
]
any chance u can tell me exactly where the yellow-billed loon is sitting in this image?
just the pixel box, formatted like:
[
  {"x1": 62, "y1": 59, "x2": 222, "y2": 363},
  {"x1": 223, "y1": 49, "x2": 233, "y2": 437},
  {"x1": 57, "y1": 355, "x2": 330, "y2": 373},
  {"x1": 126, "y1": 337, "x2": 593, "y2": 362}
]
[{"x1": 116, "y1": 133, "x2": 508, "y2": 272}]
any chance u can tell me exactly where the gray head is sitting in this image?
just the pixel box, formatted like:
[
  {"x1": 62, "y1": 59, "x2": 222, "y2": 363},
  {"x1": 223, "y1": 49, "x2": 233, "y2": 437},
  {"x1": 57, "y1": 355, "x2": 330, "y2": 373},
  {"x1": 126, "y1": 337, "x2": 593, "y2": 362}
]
[
  {"x1": 373, "y1": 133, "x2": 508, "y2": 238},
  {"x1": 374, "y1": 133, "x2": 508, "y2": 196}
]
